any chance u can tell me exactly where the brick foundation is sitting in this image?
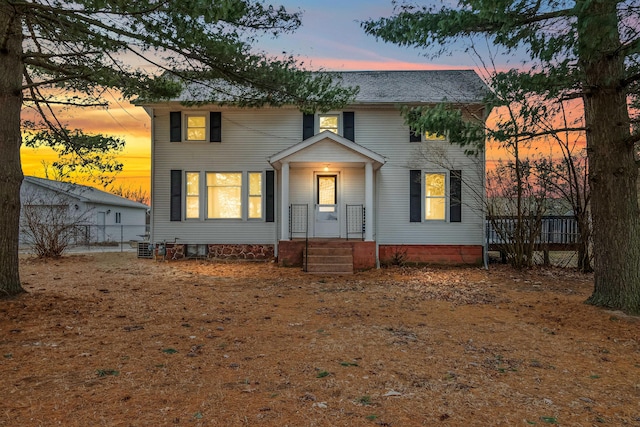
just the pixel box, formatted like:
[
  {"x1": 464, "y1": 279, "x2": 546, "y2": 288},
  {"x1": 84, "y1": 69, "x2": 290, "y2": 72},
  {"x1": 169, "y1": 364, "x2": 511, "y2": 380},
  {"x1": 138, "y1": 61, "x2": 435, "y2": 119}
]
[
  {"x1": 379, "y1": 244, "x2": 483, "y2": 266},
  {"x1": 163, "y1": 242, "x2": 482, "y2": 266}
]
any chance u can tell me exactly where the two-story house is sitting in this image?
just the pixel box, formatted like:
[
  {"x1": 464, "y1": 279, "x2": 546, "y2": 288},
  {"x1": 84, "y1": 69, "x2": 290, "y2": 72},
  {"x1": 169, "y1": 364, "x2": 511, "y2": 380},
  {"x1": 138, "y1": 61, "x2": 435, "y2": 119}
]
[{"x1": 137, "y1": 70, "x2": 488, "y2": 270}]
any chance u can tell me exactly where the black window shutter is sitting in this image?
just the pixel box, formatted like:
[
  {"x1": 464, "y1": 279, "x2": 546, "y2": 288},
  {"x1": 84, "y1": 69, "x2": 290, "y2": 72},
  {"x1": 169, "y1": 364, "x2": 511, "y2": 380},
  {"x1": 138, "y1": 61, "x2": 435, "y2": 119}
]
[
  {"x1": 170, "y1": 170, "x2": 182, "y2": 221},
  {"x1": 343, "y1": 111, "x2": 355, "y2": 141},
  {"x1": 170, "y1": 112, "x2": 181, "y2": 142},
  {"x1": 410, "y1": 128, "x2": 422, "y2": 142},
  {"x1": 265, "y1": 170, "x2": 275, "y2": 223},
  {"x1": 210, "y1": 112, "x2": 222, "y2": 142},
  {"x1": 450, "y1": 170, "x2": 462, "y2": 223},
  {"x1": 303, "y1": 113, "x2": 314, "y2": 140},
  {"x1": 409, "y1": 170, "x2": 422, "y2": 222}
]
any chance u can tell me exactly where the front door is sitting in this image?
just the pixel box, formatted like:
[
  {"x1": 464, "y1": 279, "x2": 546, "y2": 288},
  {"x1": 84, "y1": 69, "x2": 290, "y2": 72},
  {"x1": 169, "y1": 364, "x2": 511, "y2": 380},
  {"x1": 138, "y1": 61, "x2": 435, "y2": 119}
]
[{"x1": 314, "y1": 174, "x2": 339, "y2": 237}]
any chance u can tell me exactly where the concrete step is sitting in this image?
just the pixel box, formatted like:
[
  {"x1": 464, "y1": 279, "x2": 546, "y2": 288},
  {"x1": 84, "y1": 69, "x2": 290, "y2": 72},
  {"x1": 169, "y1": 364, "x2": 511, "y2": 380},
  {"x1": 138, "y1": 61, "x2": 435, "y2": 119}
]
[
  {"x1": 307, "y1": 253, "x2": 353, "y2": 264},
  {"x1": 304, "y1": 245, "x2": 353, "y2": 274},
  {"x1": 306, "y1": 262, "x2": 353, "y2": 274},
  {"x1": 304, "y1": 244, "x2": 353, "y2": 274},
  {"x1": 305, "y1": 247, "x2": 352, "y2": 256}
]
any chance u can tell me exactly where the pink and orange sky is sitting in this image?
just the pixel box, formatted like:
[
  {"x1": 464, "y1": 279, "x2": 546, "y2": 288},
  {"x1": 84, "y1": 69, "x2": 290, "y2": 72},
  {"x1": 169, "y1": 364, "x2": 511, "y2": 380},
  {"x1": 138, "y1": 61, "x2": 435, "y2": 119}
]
[{"x1": 20, "y1": 0, "x2": 508, "y2": 193}]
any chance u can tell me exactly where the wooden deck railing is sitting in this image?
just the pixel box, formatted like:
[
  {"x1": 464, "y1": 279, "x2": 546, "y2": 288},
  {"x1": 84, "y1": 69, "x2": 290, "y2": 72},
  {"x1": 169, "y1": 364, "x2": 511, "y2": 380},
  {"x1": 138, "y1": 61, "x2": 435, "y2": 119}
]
[{"x1": 486, "y1": 215, "x2": 581, "y2": 250}]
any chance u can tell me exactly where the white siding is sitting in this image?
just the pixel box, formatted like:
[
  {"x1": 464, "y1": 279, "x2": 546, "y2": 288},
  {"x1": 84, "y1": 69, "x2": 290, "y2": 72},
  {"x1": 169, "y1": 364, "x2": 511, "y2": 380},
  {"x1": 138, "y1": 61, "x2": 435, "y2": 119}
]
[
  {"x1": 349, "y1": 108, "x2": 485, "y2": 245},
  {"x1": 151, "y1": 105, "x2": 485, "y2": 246},
  {"x1": 152, "y1": 107, "x2": 300, "y2": 244},
  {"x1": 286, "y1": 139, "x2": 370, "y2": 164}
]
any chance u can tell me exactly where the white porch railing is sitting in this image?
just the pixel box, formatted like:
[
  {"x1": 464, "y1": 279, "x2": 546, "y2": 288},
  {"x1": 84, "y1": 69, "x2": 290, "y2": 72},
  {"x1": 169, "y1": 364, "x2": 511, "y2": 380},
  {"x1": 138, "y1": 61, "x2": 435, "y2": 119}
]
[{"x1": 346, "y1": 204, "x2": 365, "y2": 241}]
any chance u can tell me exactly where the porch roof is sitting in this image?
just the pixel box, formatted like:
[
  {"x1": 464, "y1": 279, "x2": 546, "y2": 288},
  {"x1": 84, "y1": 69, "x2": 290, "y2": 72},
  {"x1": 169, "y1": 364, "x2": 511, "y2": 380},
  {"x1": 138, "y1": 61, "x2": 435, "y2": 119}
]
[{"x1": 268, "y1": 131, "x2": 386, "y2": 170}]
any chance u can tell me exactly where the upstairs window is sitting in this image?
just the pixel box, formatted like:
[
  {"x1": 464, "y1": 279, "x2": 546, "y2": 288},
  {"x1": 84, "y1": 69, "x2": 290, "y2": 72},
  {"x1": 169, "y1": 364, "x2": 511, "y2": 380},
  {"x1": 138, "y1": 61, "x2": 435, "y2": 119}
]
[
  {"x1": 424, "y1": 131, "x2": 446, "y2": 141},
  {"x1": 303, "y1": 112, "x2": 354, "y2": 141},
  {"x1": 186, "y1": 114, "x2": 207, "y2": 141},
  {"x1": 319, "y1": 114, "x2": 339, "y2": 134},
  {"x1": 115, "y1": 212, "x2": 122, "y2": 224},
  {"x1": 170, "y1": 112, "x2": 222, "y2": 142}
]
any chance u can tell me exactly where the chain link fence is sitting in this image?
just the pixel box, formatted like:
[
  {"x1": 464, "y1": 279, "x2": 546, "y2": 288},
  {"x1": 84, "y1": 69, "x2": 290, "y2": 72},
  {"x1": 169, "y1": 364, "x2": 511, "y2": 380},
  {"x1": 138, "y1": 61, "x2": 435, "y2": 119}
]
[{"x1": 20, "y1": 224, "x2": 149, "y2": 254}]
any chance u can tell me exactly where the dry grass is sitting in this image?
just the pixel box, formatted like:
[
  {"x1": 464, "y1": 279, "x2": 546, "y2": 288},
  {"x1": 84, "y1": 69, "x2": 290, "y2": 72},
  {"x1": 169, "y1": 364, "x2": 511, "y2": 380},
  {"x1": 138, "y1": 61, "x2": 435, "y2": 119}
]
[{"x1": 1, "y1": 253, "x2": 639, "y2": 426}]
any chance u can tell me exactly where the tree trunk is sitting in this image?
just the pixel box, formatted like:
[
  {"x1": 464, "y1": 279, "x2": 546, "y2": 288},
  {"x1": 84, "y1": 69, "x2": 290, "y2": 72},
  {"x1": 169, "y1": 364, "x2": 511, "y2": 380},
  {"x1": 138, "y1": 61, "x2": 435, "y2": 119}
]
[
  {"x1": 579, "y1": 0, "x2": 640, "y2": 313},
  {"x1": 0, "y1": 4, "x2": 25, "y2": 297},
  {"x1": 576, "y1": 215, "x2": 592, "y2": 273}
]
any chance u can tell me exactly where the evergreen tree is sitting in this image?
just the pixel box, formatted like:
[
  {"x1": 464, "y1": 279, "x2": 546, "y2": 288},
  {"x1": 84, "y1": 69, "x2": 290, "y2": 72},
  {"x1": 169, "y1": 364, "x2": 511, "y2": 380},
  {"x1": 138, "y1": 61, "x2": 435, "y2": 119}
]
[
  {"x1": 364, "y1": 0, "x2": 640, "y2": 313},
  {"x1": 0, "y1": 0, "x2": 356, "y2": 297}
]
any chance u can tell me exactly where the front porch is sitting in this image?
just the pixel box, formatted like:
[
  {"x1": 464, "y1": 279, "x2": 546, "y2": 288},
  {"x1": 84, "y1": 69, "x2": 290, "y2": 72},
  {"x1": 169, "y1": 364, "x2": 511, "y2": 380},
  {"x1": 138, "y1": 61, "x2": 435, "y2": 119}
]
[
  {"x1": 269, "y1": 130, "x2": 386, "y2": 243},
  {"x1": 278, "y1": 239, "x2": 377, "y2": 272}
]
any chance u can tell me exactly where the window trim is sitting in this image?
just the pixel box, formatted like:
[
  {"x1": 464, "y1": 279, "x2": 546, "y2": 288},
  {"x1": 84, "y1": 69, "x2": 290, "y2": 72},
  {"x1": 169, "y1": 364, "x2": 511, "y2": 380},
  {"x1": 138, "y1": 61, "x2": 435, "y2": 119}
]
[
  {"x1": 248, "y1": 171, "x2": 264, "y2": 220},
  {"x1": 185, "y1": 171, "x2": 201, "y2": 219},
  {"x1": 178, "y1": 171, "x2": 273, "y2": 221},
  {"x1": 411, "y1": 170, "x2": 462, "y2": 223},
  {"x1": 184, "y1": 112, "x2": 208, "y2": 142},
  {"x1": 318, "y1": 113, "x2": 340, "y2": 135},
  {"x1": 206, "y1": 172, "x2": 243, "y2": 219},
  {"x1": 424, "y1": 172, "x2": 447, "y2": 221}
]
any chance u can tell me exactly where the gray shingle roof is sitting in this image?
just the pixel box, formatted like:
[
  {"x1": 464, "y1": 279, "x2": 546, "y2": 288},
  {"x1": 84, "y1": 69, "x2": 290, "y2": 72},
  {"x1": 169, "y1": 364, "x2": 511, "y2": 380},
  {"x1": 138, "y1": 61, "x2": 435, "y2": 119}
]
[
  {"x1": 23, "y1": 176, "x2": 148, "y2": 209},
  {"x1": 151, "y1": 69, "x2": 488, "y2": 105},
  {"x1": 333, "y1": 70, "x2": 488, "y2": 104}
]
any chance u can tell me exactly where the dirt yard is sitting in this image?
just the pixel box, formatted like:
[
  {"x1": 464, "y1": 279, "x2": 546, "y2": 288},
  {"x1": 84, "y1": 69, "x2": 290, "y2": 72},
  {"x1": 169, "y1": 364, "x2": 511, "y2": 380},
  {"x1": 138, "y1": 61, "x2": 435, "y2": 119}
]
[{"x1": 1, "y1": 253, "x2": 639, "y2": 426}]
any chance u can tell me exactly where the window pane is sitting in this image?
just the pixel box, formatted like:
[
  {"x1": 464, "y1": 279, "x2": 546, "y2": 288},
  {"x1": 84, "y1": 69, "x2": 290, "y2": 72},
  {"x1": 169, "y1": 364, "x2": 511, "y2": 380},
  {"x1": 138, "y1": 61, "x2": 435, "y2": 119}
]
[
  {"x1": 426, "y1": 197, "x2": 445, "y2": 220},
  {"x1": 186, "y1": 115, "x2": 206, "y2": 141},
  {"x1": 425, "y1": 173, "x2": 445, "y2": 220},
  {"x1": 249, "y1": 173, "x2": 262, "y2": 196},
  {"x1": 185, "y1": 172, "x2": 199, "y2": 218},
  {"x1": 249, "y1": 172, "x2": 262, "y2": 219},
  {"x1": 187, "y1": 128, "x2": 206, "y2": 141},
  {"x1": 425, "y1": 131, "x2": 446, "y2": 141},
  {"x1": 207, "y1": 173, "x2": 242, "y2": 218},
  {"x1": 186, "y1": 173, "x2": 199, "y2": 195},
  {"x1": 187, "y1": 116, "x2": 206, "y2": 127},
  {"x1": 319, "y1": 115, "x2": 338, "y2": 133},
  {"x1": 249, "y1": 197, "x2": 262, "y2": 218},
  {"x1": 425, "y1": 173, "x2": 445, "y2": 197},
  {"x1": 207, "y1": 172, "x2": 242, "y2": 186},
  {"x1": 318, "y1": 176, "x2": 336, "y2": 204},
  {"x1": 186, "y1": 196, "x2": 199, "y2": 218}
]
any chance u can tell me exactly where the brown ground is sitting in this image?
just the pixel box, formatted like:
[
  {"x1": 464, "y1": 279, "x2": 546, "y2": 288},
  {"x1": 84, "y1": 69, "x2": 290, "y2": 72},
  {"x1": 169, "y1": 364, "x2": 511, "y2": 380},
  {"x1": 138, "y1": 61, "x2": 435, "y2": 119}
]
[{"x1": 2, "y1": 253, "x2": 639, "y2": 427}]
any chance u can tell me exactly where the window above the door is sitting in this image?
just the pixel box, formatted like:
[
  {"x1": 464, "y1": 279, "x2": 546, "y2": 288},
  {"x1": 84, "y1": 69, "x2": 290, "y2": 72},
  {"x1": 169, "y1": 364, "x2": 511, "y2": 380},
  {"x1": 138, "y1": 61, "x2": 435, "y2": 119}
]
[
  {"x1": 319, "y1": 114, "x2": 339, "y2": 134},
  {"x1": 303, "y1": 112, "x2": 355, "y2": 141}
]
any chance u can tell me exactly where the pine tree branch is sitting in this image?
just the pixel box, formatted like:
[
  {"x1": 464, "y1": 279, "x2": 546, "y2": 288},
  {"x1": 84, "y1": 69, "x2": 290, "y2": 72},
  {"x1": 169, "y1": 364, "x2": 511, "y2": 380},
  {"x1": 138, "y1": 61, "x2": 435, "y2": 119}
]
[
  {"x1": 622, "y1": 70, "x2": 640, "y2": 88},
  {"x1": 22, "y1": 98, "x2": 108, "y2": 107},
  {"x1": 492, "y1": 127, "x2": 587, "y2": 143}
]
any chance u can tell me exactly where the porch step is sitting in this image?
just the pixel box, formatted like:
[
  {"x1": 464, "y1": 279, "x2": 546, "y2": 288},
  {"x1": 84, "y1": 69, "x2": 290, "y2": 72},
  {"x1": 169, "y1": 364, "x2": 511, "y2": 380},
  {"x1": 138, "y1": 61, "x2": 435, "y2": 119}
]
[{"x1": 304, "y1": 245, "x2": 353, "y2": 274}]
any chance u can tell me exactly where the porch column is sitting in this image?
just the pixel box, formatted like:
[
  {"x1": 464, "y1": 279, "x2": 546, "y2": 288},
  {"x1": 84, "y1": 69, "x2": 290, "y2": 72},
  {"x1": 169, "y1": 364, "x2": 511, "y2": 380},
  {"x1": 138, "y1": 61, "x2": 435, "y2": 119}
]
[
  {"x1": 280, "y1": 161, "x2": 290, "y2": 240},
  {"x1": 365, "y1": 161, "x2": 374, "y2": 241}
]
